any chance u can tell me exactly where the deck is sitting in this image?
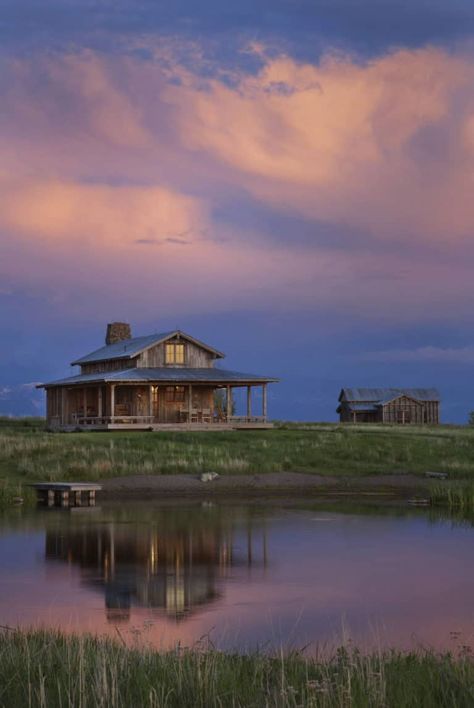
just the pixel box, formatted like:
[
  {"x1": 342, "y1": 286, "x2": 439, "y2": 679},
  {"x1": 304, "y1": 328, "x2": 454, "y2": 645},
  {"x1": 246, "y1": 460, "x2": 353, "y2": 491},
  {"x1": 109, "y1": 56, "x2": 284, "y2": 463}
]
[
  {"x1": 30, "y1": 482, "x2": 102, "y2": 507},
  {"x1": 49, "y1": 415, "x2": 274, "y2": 432}
]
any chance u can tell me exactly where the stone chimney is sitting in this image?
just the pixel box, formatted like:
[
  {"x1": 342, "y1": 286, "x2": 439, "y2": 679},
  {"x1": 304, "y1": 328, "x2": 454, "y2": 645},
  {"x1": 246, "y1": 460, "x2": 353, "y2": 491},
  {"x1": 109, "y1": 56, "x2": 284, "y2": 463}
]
[{"x1": 105, "y1": 322, "x2": 132, "y2": 345}]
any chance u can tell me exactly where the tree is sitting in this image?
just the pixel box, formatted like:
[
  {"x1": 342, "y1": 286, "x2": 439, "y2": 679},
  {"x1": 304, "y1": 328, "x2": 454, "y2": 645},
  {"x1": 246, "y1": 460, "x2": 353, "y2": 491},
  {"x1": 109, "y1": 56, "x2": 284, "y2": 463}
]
[{"x1": 468, "y1": 411, "x2": 474, "y2": 426}]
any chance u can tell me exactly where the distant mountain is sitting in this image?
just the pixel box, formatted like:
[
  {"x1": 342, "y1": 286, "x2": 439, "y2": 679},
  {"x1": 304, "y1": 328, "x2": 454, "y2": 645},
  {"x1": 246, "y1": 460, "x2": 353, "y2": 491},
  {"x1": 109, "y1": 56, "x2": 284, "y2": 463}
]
[{"x1": 0, "y1": 383, "x2": 45, "y2": 417}]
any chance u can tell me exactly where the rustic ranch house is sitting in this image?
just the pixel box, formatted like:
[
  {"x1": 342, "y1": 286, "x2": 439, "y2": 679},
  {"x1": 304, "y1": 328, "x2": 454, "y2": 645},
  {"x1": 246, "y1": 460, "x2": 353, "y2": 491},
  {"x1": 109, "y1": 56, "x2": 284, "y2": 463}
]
[
  {"x1": 337, "y1": 388, "x2": 440, "y2": 424},
  {"x1": 39, "y1": 323, "x2": 278, "y2": 430}
]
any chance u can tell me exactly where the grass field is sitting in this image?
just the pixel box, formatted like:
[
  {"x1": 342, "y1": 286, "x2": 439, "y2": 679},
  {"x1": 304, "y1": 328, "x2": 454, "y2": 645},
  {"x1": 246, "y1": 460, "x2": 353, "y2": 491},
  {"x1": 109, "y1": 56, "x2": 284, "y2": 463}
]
[
  {"x1": 1, "y1": 418, "x2": 474, "y2": 491},
  {"x1": 0, "y1": 629, "x2": 473, "y2": 708}
]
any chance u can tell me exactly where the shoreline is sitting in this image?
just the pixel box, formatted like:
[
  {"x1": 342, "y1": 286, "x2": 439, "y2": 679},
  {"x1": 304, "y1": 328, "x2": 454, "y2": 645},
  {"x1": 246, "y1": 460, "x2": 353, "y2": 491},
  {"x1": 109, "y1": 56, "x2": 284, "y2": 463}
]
[{"x1": 99, "y1": 471, "x2": 431, "y2": 500}]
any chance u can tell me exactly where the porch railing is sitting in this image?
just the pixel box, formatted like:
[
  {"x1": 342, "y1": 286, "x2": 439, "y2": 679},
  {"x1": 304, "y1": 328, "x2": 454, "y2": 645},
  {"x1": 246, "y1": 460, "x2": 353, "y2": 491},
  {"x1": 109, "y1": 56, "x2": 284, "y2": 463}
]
[{"x1": 71, "y1": 414, "x2": 267, "y2": 426}]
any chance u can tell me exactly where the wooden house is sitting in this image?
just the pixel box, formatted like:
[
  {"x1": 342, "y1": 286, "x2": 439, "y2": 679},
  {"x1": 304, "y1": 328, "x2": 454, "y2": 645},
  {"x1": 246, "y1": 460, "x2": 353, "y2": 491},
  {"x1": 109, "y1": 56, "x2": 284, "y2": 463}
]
[
  {"x1": 38, "y1": 323, "x2": 278, "y2": 430},
  {"x1": 337, "y1": 388, "x2": 440, "y2": 424}
]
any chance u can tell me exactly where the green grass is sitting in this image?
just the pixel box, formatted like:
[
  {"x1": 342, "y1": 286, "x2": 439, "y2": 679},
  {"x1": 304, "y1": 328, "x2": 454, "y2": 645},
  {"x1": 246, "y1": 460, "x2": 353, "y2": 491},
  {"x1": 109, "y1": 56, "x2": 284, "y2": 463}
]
[
  {"x1": 0, "y1": 629, "x2": 473, "y2": 708},
  {"x1": 430, "y1": 483, "x2": 474, "y2": 511},
  {"x1": 2, "y1": 418, "x2": 474, "y2": 496}
]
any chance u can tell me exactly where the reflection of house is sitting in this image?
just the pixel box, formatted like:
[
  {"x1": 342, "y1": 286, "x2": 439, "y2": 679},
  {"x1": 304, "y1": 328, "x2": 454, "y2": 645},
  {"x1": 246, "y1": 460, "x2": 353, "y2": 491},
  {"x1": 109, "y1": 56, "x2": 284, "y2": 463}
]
[
  {"x1": 45, "y1": 518, "x2": 267, "y2": 622},
  {"x1": 38, "y1": 323, "x2": 277, "y2": 430},
  {"x1": 337, "y1": 388, "x2": 440, "y2": 424}
]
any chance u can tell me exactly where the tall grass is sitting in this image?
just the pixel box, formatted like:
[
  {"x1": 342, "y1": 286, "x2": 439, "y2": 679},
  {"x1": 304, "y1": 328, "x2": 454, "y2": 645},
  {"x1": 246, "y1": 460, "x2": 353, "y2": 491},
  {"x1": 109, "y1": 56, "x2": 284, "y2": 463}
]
[
  {"x1": 0, "y1": 629, "x2": 473, "y2": 707},
  {"x1": 430, "y1": 483, "x2": 474, "y2": 511},
  {"x1": 1, "y1": 418, "x2": 474, "y2": 486}
]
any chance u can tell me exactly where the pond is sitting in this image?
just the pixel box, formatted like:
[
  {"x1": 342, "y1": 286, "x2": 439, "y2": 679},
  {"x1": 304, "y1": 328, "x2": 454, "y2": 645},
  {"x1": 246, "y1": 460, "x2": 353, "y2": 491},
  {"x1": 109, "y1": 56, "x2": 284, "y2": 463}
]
[{"x1": 1, "y1": 501, "x2": 473, "y2": 654}]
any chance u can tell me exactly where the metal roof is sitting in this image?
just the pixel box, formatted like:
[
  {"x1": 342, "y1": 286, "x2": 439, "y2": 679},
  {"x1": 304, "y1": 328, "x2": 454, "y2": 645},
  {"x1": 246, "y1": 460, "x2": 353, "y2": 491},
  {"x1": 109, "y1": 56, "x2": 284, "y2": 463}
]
[
  {"x1": 346, "y1": 403, "x2": 378, "y2": 412},
  {"x1": 72, "y1": 330, "x2": 225, "y2": 365},
  {"x1": 339, "y1": 388, "x2": 440, "y2": 403},
  {"x1": 38, "y1": 367, "x2": 278, "y2": 388}
]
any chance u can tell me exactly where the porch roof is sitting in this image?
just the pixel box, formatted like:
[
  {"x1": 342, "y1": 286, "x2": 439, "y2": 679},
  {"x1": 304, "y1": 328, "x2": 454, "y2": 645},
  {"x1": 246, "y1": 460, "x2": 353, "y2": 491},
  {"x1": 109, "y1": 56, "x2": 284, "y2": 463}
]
[{"x1": 38, "y1": 367, "x2": 278, "y2": 388}]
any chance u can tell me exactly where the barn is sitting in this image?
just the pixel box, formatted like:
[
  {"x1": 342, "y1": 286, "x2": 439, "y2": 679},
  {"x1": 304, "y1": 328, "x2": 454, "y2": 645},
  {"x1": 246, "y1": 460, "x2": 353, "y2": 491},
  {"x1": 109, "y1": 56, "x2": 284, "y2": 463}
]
[{"x1": 337, "y1": 388, "x2": 440, "y2": 424}]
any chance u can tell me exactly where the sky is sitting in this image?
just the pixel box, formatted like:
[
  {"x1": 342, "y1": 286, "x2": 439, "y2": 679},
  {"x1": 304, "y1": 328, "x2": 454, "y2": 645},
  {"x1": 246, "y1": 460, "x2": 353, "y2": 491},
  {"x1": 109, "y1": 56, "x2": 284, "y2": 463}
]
[{"x1": 1, "y1": 0, "x2": 474, "y2": 421}]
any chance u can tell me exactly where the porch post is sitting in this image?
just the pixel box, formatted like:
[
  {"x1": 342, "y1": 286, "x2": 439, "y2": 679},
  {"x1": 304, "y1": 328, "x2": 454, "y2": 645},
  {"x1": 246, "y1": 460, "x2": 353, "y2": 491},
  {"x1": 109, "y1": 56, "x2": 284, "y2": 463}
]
[
  {"x1": 61, "y1": 387, "x2": 67, "y2": 425},
  {"x1": 226, "y1": 385, "x2": 232, "y2": 421},
  {"x1": 110, "y1": 384, "x2": 115, "y2": 422},
  {"x1": 247, "y1": 386, "x2": 252, "y2": 420},
  {"x1": 83, "y1": 388, "x2": 87, "y2": 420},
  {"x1": 149, "y1": 385, "x2": 153, "y2": 420},
  {"x1": 188, "y1": 384, "x2": 193, "y2": 422},
  {"x1": 262, "y1": 383, "x2": 267, "y2": 422},
  {"x1": 98, "y1": 386, "x2": 103, "y2": 418}
]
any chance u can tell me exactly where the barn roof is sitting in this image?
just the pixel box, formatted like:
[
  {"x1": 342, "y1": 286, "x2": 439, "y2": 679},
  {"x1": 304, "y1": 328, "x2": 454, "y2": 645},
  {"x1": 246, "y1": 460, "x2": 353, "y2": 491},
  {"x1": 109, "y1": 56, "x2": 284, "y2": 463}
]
[
  {"x1": 38, "y1": 367, "x2": 278, "y2": 388},
  {"x1": 71, "y1": 330, "x2": 225, "y2": 365},
  {"x1": 339, "y1": 387, "x2": 440, "y2": 403}
]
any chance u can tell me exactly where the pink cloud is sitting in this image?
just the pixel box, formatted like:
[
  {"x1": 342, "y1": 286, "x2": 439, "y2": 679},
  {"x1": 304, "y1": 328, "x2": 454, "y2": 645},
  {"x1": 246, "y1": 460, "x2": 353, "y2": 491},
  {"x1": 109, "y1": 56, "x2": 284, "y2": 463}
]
[
  {"x1": 1, "y1": 46, "x2": 474, "y2": 322},
  {"x1": 165, "y1": 46, "x2": 474, "y2": 240}
]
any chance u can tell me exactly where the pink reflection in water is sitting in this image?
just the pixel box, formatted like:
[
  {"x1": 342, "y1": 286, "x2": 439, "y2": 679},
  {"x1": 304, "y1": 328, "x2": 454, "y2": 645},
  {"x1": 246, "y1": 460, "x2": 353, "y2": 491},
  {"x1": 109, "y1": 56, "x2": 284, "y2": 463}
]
[{"x1": 0, "y1": 505, "x2": 473, "y2": 655}]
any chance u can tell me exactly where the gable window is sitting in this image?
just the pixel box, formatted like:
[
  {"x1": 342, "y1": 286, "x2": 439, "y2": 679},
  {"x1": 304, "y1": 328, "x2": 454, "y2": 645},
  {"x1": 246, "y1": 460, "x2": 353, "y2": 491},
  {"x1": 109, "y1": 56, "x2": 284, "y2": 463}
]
[
  {"x1": 165, "y1": 343, "x2": 185, "y2": 364},
  {"x1": 165, "y1": 386, "x2": 185, "y2": 403}
]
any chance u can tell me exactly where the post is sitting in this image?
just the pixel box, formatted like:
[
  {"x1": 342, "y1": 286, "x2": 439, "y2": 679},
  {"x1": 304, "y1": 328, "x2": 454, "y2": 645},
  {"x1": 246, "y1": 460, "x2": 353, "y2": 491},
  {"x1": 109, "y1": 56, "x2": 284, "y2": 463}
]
[
  {"x1": 247, "y1": 386, "x2": 252, "y2": 420},
  {"x1": 75, "y1": 491, "x2": 82, "y2": 506},
  {"x1": 110, "y1": 385, "x2": 115, "y2": 422},
  {"x1": 188, "y1": 384, "x2": 193, "y2": 423},
  {"x1": 83, "y1": 388, "x2": 87, "y2": 421},
  {"x1": 88, "y1": 490, "x2": 96, "y2": 506},
  {"x1": 60, "y1": 491, "x2": 69, "y2": 507},
  {"x1": 226, "y1": 385, "x2": 232, "y2": 421},
  {"x1": 98, "y1": 386, "x2": 103, "y2": 419},
  {"x1": 262, "y1": 383, "x2": 267, "y2": 422},
  {"x1": 61, "y1": 387, "x2": 67, "y2": 425},
  {"x1": 149, "y1": 385, "x2": 153, "y2": 420},
  {"x1": 47, "y1": 490, "x2": 55, "y2": 507}
]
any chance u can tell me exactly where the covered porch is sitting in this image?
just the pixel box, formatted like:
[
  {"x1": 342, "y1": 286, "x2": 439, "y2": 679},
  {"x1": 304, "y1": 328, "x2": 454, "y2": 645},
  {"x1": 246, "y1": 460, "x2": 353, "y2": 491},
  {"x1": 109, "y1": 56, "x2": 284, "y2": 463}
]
[{"x1": 47, "y1": 382, "x2": 272, "y2": 430}]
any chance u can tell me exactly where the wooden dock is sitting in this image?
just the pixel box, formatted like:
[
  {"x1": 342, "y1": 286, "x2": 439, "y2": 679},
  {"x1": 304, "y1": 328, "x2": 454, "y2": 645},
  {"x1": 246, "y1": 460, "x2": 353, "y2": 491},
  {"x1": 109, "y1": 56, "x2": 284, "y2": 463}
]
[{"x1": 30, "y1": 482, "x2": 102, "y2": 507}]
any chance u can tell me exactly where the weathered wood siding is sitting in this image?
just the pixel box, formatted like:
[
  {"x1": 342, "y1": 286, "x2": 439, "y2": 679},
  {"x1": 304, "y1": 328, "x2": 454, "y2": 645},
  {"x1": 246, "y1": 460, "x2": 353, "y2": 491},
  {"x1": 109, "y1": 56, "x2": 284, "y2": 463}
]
[
  {"x1": 339, "y1": 394, "x2": 440, "y2": 424},
  {"x1": 81, "y1": 359, "x2": 138, "y2": 375},
  {"x1": 154, "y1": 385, "x2": 214, "y2": 423},
  {"x1": 382, "y1": 395, "x2": 423, "y2": 424},
  {"x1": 137, "y1": 338, "x2": 215, "y2": 368}
]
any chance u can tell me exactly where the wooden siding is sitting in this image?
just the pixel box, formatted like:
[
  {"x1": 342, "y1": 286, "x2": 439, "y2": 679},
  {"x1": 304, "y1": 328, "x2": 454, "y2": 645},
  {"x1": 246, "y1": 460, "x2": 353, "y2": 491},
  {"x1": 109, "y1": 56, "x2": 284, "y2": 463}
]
[
  {"x1": 81, "y1": 358, "x2": 138, "y2": 375},
  {"x1": 137, "y1": 338, "x2": 215, "y2": 368},
  {"x1": 47, "y1": 383, "x2": 216, "y2": 426},
  {"x1": 339, "y1": 396, "x2": 439, "y2": 424}
]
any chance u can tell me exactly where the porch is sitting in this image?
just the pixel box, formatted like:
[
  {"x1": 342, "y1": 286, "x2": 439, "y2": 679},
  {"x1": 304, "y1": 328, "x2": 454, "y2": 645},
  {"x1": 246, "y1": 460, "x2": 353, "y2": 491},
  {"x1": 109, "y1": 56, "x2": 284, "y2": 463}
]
[{"x1": 47, "y1": 381, "x2": 272, "y2": 430}]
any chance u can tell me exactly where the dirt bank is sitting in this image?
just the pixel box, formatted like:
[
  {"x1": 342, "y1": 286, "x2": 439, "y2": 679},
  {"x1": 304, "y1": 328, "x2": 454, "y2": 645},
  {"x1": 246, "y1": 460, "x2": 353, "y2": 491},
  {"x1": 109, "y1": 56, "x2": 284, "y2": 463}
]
[{"x1": 100, "y1": 472, "x2": 431, "y2": 500}]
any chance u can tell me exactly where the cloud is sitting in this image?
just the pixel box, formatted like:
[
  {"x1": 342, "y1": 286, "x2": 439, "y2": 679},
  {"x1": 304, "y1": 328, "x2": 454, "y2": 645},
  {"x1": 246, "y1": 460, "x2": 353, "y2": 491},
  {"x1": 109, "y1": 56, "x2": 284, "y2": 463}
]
[
  {"x1": 361, "y1": 346, "x2": 474, "y2": 364},
  {"x1": 165, "y1": 45, "x2": 474, "y2": 241},
  {"x1": 0, "y1": 179, "x2": 207, "y2": 248},
  {"x1": 2, "y1": 45, "x2": 474, "y2": 323}
]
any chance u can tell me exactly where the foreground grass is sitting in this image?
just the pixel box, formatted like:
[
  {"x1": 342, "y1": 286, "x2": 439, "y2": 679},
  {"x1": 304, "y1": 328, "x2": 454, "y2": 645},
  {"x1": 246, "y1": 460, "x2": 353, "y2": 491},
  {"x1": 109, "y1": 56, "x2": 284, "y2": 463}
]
[
  {"x1": 0, "y1": 630, "x2": 473, "y2": 708},
  {"x1": 2, "y1": 418, "x2": 474, "y2": 491}
]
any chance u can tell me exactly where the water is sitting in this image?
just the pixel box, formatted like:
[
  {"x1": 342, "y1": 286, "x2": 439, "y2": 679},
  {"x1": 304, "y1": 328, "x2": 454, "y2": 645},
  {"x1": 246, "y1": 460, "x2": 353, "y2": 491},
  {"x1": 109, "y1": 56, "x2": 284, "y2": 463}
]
[{"x1": 1, "y1": 501, "x2": 473, "y2": 654}]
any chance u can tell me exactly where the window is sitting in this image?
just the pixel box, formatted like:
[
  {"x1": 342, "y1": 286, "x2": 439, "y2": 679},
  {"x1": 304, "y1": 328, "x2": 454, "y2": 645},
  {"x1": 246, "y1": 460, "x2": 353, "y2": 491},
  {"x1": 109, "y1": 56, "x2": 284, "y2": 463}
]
[
  {"x1": 165, "y1": 342, "x2": 185, "y2": 364},
  {"x1": 165, "y1": 386, "x2": 186, "y2": 403}
]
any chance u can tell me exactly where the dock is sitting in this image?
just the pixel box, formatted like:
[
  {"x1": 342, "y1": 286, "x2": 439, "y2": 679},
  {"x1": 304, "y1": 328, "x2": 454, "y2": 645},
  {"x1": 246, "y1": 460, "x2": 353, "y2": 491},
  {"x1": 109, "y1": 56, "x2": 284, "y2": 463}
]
[{"x1": 30, "y1": 482, "x2": 102, "y2": 507}]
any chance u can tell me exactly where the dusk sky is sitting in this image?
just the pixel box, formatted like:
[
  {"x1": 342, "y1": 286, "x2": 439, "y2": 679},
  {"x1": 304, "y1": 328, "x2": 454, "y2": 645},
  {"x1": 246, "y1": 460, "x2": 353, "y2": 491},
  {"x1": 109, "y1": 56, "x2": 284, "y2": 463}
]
[{"x1": 2, "y1": 0, "x2": 474, "y2": 421}]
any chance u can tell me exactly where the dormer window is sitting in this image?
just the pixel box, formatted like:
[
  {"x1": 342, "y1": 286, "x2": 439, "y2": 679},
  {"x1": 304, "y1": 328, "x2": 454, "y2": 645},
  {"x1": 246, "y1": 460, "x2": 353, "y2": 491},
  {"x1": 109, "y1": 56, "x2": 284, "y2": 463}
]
[{"x1": 165, "y1": 342, "x2": 185, "y2": 365}]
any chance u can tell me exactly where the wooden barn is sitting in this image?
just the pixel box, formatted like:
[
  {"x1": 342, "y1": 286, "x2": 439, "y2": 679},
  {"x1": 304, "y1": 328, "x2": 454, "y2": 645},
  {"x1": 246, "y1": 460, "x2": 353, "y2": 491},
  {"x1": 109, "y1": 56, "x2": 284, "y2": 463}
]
[
  {"x1": 337, "y1": 388, "x2": 440, "y2": 425},
  {"x1": 38, "y1": 323, "x2": 278, "y2": 431}
]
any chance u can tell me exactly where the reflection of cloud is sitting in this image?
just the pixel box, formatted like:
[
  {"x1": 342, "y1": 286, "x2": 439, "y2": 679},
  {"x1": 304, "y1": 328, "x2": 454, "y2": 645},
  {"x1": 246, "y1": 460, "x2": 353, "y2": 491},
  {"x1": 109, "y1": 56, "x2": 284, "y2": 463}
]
[{"x1": 361, "y1": 346, "x2": 474, "y2": 364}]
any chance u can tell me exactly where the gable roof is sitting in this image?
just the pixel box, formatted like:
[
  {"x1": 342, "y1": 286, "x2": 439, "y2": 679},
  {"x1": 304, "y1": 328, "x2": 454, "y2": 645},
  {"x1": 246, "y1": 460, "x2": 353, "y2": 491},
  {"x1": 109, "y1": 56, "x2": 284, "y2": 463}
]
[
  {"x1": 72, "y1": 330, "x2": 225, "y2": 366},
  {"x1": 38, "y1": 367, "x2": 278, "y2": 388},
  {"x1": 339, "y1": 387, "x2": 440, "y2": 403}
]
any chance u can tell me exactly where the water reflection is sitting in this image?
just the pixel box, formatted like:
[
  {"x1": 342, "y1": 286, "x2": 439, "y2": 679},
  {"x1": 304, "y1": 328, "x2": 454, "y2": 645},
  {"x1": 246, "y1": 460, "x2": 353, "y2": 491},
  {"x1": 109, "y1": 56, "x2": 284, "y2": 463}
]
[
  {"x1": 43, "y1": 506, "x2": 268, "y2": 623},
  {"x1": 1, "y1": 501, "x2": 474, "y2": 654}
]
